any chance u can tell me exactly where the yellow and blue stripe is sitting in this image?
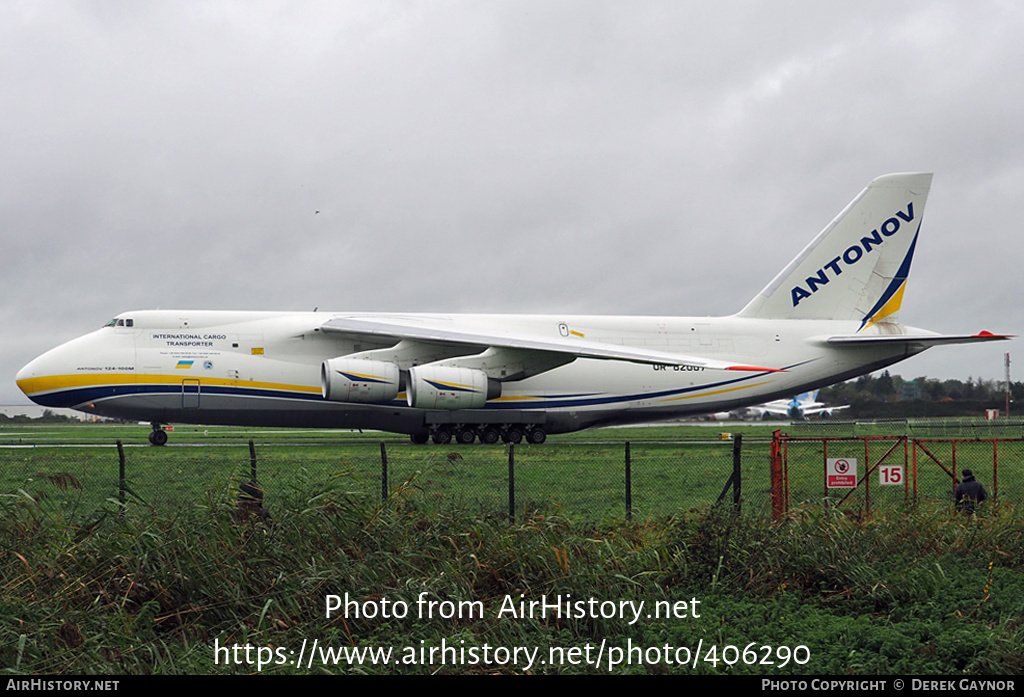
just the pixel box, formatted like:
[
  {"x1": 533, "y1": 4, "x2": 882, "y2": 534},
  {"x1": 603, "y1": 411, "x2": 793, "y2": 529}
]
[{"x1": 858, "y1": 230, "x2": 918, "y2": 331}]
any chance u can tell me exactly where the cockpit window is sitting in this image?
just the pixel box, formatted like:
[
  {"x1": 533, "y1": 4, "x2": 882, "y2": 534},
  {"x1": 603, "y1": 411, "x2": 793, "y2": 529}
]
[
  {"x1": 104, "y1": 319, "x2": 117, "y2": 327},
  {"x1": 104, "y1": 318, "x2": 134, "y2": 327}
]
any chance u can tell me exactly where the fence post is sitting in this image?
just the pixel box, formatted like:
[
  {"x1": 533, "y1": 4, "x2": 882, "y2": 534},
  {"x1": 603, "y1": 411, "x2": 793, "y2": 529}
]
[
  {"x1": 380, "y1": 442, "x2": 388, "y2": 502},
  {"x1": 770, "y1": 430, "x2": 784, "y2": 520},
  {"x1": 248, "y1": 439, "x2": 257, "y2": 483},
  {"x1": 117, "y1": 439, "x2": 126, "y2": 519},
  {"x1": 716, "y1": 434, "x2": 742, "y2": 511},
  {"x1": 951, "y1": 441, "x2": 958, "y2": 504},
  {"x1": 732, "y1": 433, "x2": 742, "y2": 512},
  {"x1": 625, "y1": 441, "x2": 632, "y2": 521},
  {"x1": 508, "y1": 444, "x2": 515, "y2": 522}
]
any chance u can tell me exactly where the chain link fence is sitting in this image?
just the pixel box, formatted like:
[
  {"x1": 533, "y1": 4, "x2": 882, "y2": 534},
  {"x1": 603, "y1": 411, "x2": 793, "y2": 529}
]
[
  {"x1": 0, "y1": 438, "x2": 759, "y2": 523},
  {"x1": 3, "y1": 432, "x2": 1019, "y2": 524}
]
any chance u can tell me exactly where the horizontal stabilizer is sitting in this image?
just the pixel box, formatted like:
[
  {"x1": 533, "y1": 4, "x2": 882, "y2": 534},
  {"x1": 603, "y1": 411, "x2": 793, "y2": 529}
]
[{"x1": 827, "y1": 331, "x2": 1011, "y2": 348}]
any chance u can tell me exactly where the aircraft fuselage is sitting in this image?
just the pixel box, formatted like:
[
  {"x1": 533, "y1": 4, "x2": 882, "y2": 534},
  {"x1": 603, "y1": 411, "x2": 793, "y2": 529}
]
[{"x1": 16, "y1": 309, "x2": 919, "y2": 436}]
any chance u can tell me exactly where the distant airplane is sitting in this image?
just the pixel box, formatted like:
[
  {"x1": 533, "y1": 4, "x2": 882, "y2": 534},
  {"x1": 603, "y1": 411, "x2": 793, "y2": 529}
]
[
  {"x1": 744, "y1": 390, "x2": 850, "y2": 420},
  {"x1": 703, "y1": 390, "x2": 848, "y2": 421},
  {"x1": 16, "y1": 173, "x2": 1009, "y2": 445}
]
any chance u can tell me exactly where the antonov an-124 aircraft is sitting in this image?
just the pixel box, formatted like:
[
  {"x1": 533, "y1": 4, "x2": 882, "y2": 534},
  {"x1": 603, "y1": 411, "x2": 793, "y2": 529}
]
[{"x1": 17, "y1": 173, "x2": 1008, "y2": 445}]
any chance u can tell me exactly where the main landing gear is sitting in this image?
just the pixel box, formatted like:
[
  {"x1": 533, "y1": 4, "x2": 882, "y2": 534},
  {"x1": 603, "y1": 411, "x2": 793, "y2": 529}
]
[
  {"x1": 409, "y1": 424, "x2": 547, "y2": 445},
  {"x1": 148, "y1": 423, "x2": 168, "y2": 446}
]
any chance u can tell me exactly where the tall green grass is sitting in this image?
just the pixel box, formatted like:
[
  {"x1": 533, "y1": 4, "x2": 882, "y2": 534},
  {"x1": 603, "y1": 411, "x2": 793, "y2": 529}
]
[{"x1": 1, "y1": 473, "x2": 1020, "y2": 675}]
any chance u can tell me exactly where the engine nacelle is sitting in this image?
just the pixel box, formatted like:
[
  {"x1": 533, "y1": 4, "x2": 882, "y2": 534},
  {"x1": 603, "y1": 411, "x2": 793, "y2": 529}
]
[
  {"x1": 406, "y1": 365, "x2": 498, "y2": 410},
  {"x1": 321, "y1": 358, "x2": 400, "y2": 403}
]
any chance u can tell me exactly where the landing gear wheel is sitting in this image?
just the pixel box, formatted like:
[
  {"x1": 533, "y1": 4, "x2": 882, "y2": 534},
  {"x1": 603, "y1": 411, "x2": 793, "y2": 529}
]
[
  {"x1": 456, "y1": 427, "x2": 477, "y2": 445},
  {"x1": 410, "y1": 431, "x2": 429, "y2": 445},
  {"x1": 503, "y1": 426, "x2": 523, "y2": 444},
  {"x1": 480, "y1": 427, "x2": 501, "y2": 445},
  {"x1": 432, "y1": 427, "x2": 452, "y2": 445},
  {"x1": 148, "y1": 428, "x2": 168, "y2": 446},
  {"x1": 526, "y1": 427, "x2": 547, "y2": 444}
]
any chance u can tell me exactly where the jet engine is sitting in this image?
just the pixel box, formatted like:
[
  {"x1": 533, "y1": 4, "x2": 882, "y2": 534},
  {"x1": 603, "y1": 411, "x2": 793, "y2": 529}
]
[
  {"x1": 321, "y1": 358, "x2": 400, "y2": 403},
  {"x1": 406, "y1": 365, "x2": 500, "y2": 410}
]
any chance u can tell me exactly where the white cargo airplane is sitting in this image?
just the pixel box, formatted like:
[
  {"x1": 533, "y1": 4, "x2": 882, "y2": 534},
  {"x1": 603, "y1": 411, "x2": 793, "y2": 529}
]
[
  {"x1": 746, "y1": 390, "x2": 850, "y2": 420},
  {"x1": 17, "y1": 173, "x2": 1007, "y2": 445}
]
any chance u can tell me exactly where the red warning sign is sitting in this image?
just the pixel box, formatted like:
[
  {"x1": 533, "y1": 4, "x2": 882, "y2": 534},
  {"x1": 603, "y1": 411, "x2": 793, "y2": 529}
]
[{"x1": 826, "y1": 458, "x2": 857, "y2": 488}]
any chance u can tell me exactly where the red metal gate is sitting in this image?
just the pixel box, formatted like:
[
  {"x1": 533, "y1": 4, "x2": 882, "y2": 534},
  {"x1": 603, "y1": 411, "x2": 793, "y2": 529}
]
[{"x1": 770, "y1": 431, "x2": 1016, "y2": 519}]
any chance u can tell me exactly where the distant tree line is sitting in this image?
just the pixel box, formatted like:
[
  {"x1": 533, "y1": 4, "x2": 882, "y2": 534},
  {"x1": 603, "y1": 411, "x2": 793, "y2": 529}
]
[
  {"x1": 818, "y1": 371, "x2": 1022, "y2": 418},
  {"x1": 0, "y1": 410, "x2": 81, "y2": 424}
]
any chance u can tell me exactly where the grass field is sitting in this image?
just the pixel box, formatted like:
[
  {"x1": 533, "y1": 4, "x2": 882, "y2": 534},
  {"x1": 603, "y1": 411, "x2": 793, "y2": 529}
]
[
  {"x1": 5, "y1": 416, "x2": 1021, "y2": 445},
  {"x1": 0, "y1": 420, "x2": 780, "y2": 446},
  {"x1": 1, "y1": 473, "x2": 1021, "y2": 674},
  {"x1": 0, "y1": 428, "x2": 757, "y2": 523},
  {"x1": 2, "y1": 420, "x2": 1020, "y2": 524}
]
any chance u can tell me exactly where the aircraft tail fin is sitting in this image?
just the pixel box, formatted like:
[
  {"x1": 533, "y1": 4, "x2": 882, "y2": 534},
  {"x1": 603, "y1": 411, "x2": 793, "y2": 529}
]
[
  {"x1": 797, "y1": 390, "x2": 819, "y2": 404},
  {"x1": 737, "y1": 173, "x2": 932, "y2": 328}
]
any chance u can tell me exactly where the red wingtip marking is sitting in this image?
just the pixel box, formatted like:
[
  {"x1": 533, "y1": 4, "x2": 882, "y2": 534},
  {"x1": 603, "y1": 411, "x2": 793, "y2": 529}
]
[
  {"x1": 727, "y1": 365, "x2": 786, "y2": 373},
  {"x1": 973, "y1": 331, "x2": 1013, "y2": 339}
]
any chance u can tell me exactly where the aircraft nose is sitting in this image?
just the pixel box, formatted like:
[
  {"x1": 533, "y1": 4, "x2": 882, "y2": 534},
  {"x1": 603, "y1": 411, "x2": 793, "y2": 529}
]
[
  {"x1": 16, "y1": 339, "x2": 92, "y2": 408},
  {"x1": 16, "y1": 361, "x2": 32, "y2": 385},
  {"x1": 17, "y1": 354, "x2": 53, "y2": 405},
  {"x1": 17, "y1": 328, "x2": 135, "y2": 409}
]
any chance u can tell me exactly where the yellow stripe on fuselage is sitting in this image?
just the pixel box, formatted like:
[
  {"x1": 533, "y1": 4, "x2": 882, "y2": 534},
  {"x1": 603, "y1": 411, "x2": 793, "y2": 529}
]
[
  {"x1": 17, "y1": 373, "x2": 321, "y2": 397},
  {"x1": 657, "y1": 380, "x2": 774, "y2": 403}
]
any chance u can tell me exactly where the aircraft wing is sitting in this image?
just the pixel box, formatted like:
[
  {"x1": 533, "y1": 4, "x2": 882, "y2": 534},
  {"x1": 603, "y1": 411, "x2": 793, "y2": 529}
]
[
  {"x1": 826, "y1": 331, "x2": 1011, "y2": 348},
  {"x1": 320, "y1": 317, "x2": 781, "y2": 372},
  {"x1": 800, "y1": 404, "x2": 850, "y2": 416},
  {"x1": 754, "y1": 404, "x2": 791, "y2": 417}
]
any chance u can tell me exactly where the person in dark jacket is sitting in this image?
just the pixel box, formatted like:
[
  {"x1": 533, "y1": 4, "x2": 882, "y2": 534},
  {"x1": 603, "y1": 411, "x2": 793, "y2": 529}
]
[{"x1": 955, "y1": 469, "x2": 988, "y2": 514}]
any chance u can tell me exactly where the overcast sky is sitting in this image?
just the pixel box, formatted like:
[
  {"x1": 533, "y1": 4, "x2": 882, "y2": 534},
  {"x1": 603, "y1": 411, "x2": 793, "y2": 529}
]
[{"x1": 3, "y1": 1, "x2": 1021, "y2": 405}]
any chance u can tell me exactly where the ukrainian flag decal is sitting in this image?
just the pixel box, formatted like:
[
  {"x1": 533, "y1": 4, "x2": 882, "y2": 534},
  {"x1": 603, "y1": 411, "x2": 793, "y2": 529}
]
[{"x1": 176, "y1": 360, "x2": 195, "y2": 369}]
